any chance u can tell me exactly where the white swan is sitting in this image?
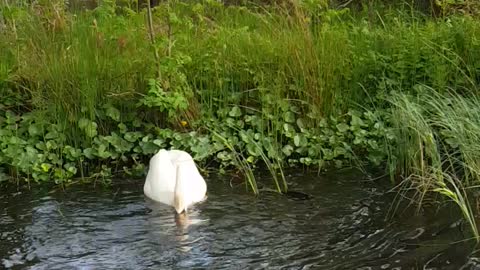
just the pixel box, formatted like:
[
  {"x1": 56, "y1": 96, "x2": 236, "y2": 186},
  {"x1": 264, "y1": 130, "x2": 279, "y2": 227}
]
[{"x1": 143, "y1": 149, "x2": 207, "y2": 214}]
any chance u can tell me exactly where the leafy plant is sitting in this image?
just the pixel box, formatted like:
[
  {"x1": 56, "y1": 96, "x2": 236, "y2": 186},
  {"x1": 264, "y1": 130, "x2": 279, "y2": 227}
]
[{"x1": 140, "y1": 78, "x2": 189, "y2": 120}]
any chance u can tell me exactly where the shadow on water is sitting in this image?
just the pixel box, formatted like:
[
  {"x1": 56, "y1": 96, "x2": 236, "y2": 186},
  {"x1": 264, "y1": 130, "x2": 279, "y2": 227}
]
[{"x1": 1, "y1": 168, "x2": 480, "y2": 269}]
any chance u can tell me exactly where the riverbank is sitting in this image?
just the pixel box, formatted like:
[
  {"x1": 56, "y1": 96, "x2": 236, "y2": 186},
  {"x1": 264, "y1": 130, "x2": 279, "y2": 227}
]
[{"x1": 1, "y1": 0, "x2": 480, "y2": 238}]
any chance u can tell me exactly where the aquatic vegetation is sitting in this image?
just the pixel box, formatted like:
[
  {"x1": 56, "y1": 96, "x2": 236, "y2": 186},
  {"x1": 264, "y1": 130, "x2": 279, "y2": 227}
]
[
  {"x1": 0, "y1": 102, "x2": 389, "y2": 190},
  {"x1": 387, "y1": 89, "x2": 480, "y2": 241}
]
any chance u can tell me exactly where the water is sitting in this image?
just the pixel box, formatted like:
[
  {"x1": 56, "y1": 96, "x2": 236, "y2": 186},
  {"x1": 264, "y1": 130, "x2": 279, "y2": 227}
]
[{"x1": 1, "y1": 169, "x2": 479, "y2": 269}]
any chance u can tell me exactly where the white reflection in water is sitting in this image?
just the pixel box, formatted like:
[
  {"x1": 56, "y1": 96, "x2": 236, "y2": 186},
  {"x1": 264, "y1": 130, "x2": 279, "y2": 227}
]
[{"x1": 144, "y1": 198, "x2": 211, "y2": 265}]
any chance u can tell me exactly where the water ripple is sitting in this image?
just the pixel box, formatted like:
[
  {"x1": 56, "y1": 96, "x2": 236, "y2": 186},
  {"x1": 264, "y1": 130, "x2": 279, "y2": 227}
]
[{"x1": 0, "y1": 170, "x2": 477, "y2": 269}]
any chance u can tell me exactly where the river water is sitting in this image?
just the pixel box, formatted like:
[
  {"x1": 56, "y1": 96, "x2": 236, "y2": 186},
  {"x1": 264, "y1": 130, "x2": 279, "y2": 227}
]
[{"x1": 1, "y1": 169, "x2": 479, "y2": 269}]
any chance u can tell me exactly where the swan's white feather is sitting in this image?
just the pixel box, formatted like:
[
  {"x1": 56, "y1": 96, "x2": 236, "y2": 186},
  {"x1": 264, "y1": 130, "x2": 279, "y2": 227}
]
[{"x1": 144, "y1": 149, "x2": 207, "y2": 213}]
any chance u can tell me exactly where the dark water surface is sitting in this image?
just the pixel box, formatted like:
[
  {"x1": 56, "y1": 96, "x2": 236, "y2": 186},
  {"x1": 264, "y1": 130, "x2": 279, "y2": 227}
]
[{"x1": 1, "y1": 169, "x2": 479, "y2": 269}]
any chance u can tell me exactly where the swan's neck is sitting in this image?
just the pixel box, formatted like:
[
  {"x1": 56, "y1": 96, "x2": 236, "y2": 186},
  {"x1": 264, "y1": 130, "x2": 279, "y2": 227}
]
[{"x1": 174, "y1": 164, "x2": 185, "y2": 214}]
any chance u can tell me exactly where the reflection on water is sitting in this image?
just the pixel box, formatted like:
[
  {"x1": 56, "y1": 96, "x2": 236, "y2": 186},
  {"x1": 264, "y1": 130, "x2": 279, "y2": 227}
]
[{"x1": 0, "y1": 169, "x2": 479, "y2": 269}]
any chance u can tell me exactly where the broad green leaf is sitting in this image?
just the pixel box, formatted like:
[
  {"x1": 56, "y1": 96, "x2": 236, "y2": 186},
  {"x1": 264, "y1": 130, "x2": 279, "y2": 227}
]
[
  {"x1": 45, "y1": 131, "x2": 58, "y2": 140},
  {"x1": 322, "y1": 148, "x2": 334, "y2": 160},
  {"x1": 28, "y1": 124, "x2": 42, "y2": 136},
  {"x1": 153, "y1": 139, "x2": 165, "y2": 147},
  {"x1": 283, "y1": 111, "x2": 295, "y2": 123},
  {"x1": 96, "y1": 144, "x2": 111, "y2": 159},
  {"x1": 229, "y1": 106, "x2": 242, "y2": 117},
  {"x1": 300, "y1": 157, "x2": 312, "y2": 165},
  {"x1": 35, "y1": 142, "x2": 47, "y2": 151},
  {"x1": 118, "y1": 123, "x2": 127, "y2": 133},
  {"x1": 141, "y1": 141, "x2": 159, "y2": 154},
  {"x1": 334, "y1": 146, "x2": 347, "y2": 156},
  {"x1": 336, "y1": 123, "x2": 350, "y2": 133},
  {"x1": 293, "y1": 134, "x2": 308, "y2": 147},
  {"x1": 282, "y1": 145, "x2": 294, "y2": 156},
  {"x1": 351, "y1": 115, "x2": 365, "y2": 127},
  {"x1": 283, "y1": 123, "x2": 295, "y2": 137},
  {"x1": 78, "y1": 118, "x2": 98, "y2": 138},
  {"x1": 239, "y1": 130, "x2": 250, "y2": 143},
  {"x1": 296, "y1": 118, "x2": 306, "y2": 129},
  {"x1": 105, "y1": 105, "x2": 121, "y2": 122},
  {"x1": 78, "y1": 118, "x2": 89, "y2": 129},
  {"x1": 64, "y1": 163, "x2": 77, "y2": 174},
  {"x1": 124, "y1": 132, "x2": 141, "y2": 142},
  {"x1": 246, "y1": 143, "x2": 260, "y2": 156},
  {"x1": 83, "y1": 148, "x2": 96, "y2": 159},
  {"x1": 41, "y1": 163, "x2": 52, "y2": 172}
]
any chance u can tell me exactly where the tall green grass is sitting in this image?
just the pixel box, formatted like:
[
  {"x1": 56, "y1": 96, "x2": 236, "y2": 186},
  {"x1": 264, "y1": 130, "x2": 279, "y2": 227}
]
[
  {"x1": 2, "y1": 1, "x2": 154, "y2": 143},
  {"x1": 388, "y1": 88, "x2": 480, "y2": 241},
  {"x1": 2, "y1": 1, "x2": 479, "y2": 132}
]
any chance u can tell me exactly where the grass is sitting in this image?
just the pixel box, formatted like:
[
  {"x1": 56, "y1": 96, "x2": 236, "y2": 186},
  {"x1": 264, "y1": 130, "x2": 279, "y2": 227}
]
[
  {"x1": 2, "y1": 1, "x2": 479, "y2": 127},
  {"x1": 388, "y1": 88, "x2": 480, "y2": 241}
]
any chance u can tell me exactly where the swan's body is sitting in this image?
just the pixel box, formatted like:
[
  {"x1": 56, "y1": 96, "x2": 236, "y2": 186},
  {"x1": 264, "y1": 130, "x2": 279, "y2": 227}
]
[{"x1": 144, "y1": 149, "x2": 207, "y2": 214}]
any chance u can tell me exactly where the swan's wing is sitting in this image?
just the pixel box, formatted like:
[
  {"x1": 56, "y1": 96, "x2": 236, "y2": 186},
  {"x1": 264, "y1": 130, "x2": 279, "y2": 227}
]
[
  {"x1": 176, "y1": 161, "x2": 207, "y2": 205},
  {"x1": 168, "y1": 150, "x2": 207, "y2": 205},
  {"x1": 144, "y1": 149, "x2": 176, "y2": 205}
]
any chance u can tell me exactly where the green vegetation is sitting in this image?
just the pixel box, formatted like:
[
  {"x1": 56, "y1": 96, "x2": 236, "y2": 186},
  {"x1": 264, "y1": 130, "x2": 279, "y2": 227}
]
[
  {"x1": 388, "y1": 89, "x2": 480, "y2": 240},
  {"x1": 1, "y1": 0, "x2": 480, "y2": 238}
]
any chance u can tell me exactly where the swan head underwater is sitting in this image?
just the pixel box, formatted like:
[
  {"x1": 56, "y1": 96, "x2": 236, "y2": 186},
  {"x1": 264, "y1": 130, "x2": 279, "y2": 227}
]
[{"x1": 143, "y1": 149, "x2": 207, "y2": 214}]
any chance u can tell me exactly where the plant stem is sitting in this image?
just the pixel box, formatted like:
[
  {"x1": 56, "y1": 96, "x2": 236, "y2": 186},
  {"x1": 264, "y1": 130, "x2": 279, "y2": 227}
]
[{"x1": 146, "y1": 0, "x2": 161, "y2": 80}]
